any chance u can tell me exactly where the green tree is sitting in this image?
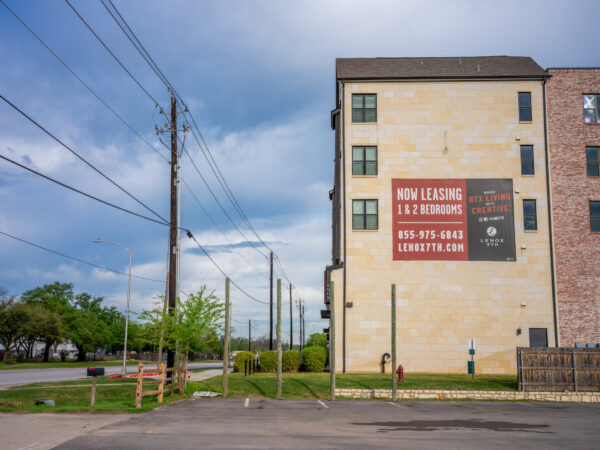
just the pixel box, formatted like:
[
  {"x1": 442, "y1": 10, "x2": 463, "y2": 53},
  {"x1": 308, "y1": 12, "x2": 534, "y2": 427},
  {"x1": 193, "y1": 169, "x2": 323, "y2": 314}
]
[
  {"x1": 21, "y1": 282, "x2": 73, "y2": 361},
  {"x1": 0, "y1": 298, "x2": 27, "y2": 362},
  {"x1": 306, "y1": 333, "x2": 328, "y2": 348},
  {"x1": 66, "y1": 308, "x2": 111, "y2": 361},
  {"x1": 16, "y1": 304, "x2": 63, "y2": 359}
]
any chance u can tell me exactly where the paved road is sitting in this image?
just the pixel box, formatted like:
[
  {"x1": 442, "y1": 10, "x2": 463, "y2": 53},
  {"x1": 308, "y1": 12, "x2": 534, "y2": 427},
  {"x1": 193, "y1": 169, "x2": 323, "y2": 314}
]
[
  {"x1": 49, "y1": 398, "x2": 600, "y2": 449},
  {"x1": 0, "y1": 362, "x2": 221, "y2": 388}
]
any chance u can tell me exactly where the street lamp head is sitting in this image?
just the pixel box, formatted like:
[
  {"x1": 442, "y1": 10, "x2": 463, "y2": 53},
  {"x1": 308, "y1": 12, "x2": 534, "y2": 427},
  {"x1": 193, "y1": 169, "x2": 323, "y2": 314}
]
[{"x1": 93, "y1": 239, "x2": 102, "y2": 243}]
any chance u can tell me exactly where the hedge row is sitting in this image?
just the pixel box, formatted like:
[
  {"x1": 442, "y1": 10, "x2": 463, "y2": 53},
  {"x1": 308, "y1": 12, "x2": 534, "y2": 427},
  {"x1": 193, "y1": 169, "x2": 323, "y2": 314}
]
[{"x1": 233, "y1": 347, "x2": 327, "y2": 373}]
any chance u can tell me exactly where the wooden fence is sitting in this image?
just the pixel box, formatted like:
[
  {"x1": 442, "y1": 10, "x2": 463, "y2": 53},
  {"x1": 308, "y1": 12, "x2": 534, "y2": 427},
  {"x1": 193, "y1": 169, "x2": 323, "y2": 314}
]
[
  {"x1": 517, "y1": 347, "x2": 600, "y2": 392},
  {"x1": 135, "y1": 362, "x2": 185, "y2": 408}
]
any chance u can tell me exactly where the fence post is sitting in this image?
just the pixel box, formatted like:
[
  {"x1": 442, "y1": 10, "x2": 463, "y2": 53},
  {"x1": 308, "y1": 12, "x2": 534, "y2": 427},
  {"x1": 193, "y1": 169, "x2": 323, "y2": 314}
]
[
  {"x1": 572, "y1": 350, "x2": 578, "y2": 392},
  {"x1": 329, "y1": 281, "x2": 336, "y2": 401},
  {"x1": 135, "y1": 363, "x2": 144, "y2": 409},
  {"x1": 276, "y1": 278, "x2": 282, "y2": 400},
  {"x1": 519, "y1": 349, "x2": 524, "y2": 392},
  {"x1": 178, "y1": 361, "x2": 184, "y2": 395},
  {"x1": 223, "y1": 277, "x2": 230, "y2": 397},
  {"x1": 158, "y1": 363, "x2": 165, "y2": 403},
  {"x1": 391, "y1": 284, "x2": 397, "y2": 401}
]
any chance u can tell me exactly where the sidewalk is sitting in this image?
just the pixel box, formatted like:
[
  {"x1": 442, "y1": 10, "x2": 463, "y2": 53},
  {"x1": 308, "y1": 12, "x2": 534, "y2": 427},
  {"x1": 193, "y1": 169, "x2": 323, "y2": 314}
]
[{"x1": 188, "y1": 368, "x2": 229, "y2": 382}]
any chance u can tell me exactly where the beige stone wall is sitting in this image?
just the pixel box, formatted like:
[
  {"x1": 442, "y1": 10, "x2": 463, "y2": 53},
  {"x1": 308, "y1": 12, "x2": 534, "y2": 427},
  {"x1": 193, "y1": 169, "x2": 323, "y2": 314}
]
[{"x1": 335, "y1": 80, "x2": 555, "y2": 374}]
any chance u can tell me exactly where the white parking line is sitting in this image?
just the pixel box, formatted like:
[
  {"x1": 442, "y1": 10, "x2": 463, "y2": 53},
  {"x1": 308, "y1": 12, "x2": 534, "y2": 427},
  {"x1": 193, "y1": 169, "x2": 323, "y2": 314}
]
[
  {"x1": 317, "y1": 400, "x2": 328, "y2": 409},
  {"x1": 244, "y1": 397, "x2": 250, "y2": 408},
  {"x1": 388, "y1": 402, "x2": 407, "y2": 409}
]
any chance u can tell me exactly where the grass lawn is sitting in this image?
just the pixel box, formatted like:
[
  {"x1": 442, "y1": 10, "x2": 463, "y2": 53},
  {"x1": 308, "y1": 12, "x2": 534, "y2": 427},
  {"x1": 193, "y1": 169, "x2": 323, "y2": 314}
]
[
  {"x1": 197, "y1": 373, "x2": 518, "y2": 399},
  {"x1": 0, "y1": 377, "x2": 202, "y2": 413},
  {"x1": 0, "y1": 360, "x2": 144, "y2": 370}
]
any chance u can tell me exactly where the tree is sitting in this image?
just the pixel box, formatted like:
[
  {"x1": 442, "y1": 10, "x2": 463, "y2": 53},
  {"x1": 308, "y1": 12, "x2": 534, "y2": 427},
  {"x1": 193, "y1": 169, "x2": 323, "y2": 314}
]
[
  {"x1": 16, "y1": 304, "x2": 63, "y2": 358},
  {"x1": 21, "y1": 282, "x2": 73, "y2": 361},
  {"x1": 66, "y1": 308, "x2": 111, "y2": 361},
  {"x1": 140, "y1": 286, "x2": 224, "y2": 361},
  {"x1": 306, "y1": 333, "x2": 328, "y2": 348},
  {"x1": 0, "y1": 298, "x2": 29, "y2": 362}
]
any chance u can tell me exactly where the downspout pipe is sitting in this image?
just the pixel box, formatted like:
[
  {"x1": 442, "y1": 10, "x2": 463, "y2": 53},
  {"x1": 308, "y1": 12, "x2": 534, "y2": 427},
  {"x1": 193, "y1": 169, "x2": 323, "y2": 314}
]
[
  {"x1": 542, "y1": 76, "x2": 559, "y2": 347},
  {"x1": 341, "y1": 80, "x2": 347, "y2": 373}
]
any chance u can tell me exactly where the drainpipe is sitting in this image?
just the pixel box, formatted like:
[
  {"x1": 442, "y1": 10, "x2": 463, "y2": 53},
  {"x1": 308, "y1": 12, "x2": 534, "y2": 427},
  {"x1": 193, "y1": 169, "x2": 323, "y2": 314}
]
[
  {"x1": 542, "y1": 76, "x2": 559, "y2": 347},
  {"x1": 341, "y1": 80, "x2": 347, "y2": 373}
]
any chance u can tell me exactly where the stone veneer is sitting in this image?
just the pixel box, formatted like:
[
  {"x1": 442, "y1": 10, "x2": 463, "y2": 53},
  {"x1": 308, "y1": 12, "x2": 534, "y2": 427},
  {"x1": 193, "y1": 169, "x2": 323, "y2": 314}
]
[{"x1": 336, "y1": 388, "x2": 600, "y2": 402}]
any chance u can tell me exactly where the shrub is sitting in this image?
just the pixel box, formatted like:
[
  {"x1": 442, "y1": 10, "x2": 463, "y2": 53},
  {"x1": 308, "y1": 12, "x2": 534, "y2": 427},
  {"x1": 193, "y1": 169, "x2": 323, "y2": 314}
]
[
  {"x1": 301, "y1": 346, "x2": 327, "y2": 372},
  {"x1": 233, "y1": 351, "x2": 255, "y2": 373},
  {"x1": 259, "y1": 350, "x2": 277, "y2": 372},
  {"x1": 282, "y1": 350, "x2": 300, "y2": 372}
]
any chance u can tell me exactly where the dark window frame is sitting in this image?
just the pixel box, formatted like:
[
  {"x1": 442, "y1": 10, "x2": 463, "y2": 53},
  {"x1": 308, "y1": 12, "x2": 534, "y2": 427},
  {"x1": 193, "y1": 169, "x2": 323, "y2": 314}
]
[
  {"x1": 523, "y1": 199, "x2": 537, "y2": 231},
  {"x1": 352, "y1": 199, "x2": 378, "y2": 230},
  {"x1": 520, "y1": 145, "x2": 535, "y2": 175},
  {"x1": 529, "y1": 328, "x2": 548, "y2": 347},
  {"x1": 352, "y1": 145, "x2": 378, "y2": 176},
  {"x1": 591, "y1": 201, "x2": 600, "y2": 232},
  {"x1": 583, "y1": 94, "x2": 600, "y2": 124},
  {"x1": 352, "y1": 94, "x2": 377, "y2": 123},
  {"x1": 587, "y1": 147, "x2": 599, "y2": 177},
  {"x1": 518, "y1": 92, "x2": 532, "y2": 122}
]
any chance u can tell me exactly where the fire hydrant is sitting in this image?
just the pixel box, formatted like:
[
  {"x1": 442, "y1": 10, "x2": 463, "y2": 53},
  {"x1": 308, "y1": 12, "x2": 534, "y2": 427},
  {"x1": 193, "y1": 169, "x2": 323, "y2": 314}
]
[{"x1": 396, "y1": 364, "x2": 404, "y2": 382}]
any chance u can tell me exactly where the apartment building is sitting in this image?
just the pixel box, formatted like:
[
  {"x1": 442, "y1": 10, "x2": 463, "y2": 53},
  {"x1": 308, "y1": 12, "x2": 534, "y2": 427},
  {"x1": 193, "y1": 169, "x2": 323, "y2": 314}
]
[
  {"x1": 546, "y1": 68, "x2": 600, "y2": 346},
  {"x1": 326, "y1": 57, "x2": 557, "y2": 374}
]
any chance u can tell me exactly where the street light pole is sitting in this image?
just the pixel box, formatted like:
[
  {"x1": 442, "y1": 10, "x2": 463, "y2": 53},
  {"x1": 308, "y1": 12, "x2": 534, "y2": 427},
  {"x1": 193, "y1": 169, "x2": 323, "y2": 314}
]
[{"x1": 94, "y1": 239, "x2": 132, "y2": 377}]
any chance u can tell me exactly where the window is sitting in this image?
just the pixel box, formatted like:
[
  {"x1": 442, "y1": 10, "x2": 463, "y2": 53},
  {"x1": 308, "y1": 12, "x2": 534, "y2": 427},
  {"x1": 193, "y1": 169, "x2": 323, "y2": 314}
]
[
  {"x1": 523, "y1": 199, "x2": 537, "y2": 231},
  {"x1": 518, "y1": 92, "x2": 532, "y2": 122},
  {"x1": 352, "y1": 199, "x2": 378, "y2": 230},
  {"x1": 520, "y1": 145, "x2": 534, "y2": 175},
  {"x1": 583, "y1": 94, "x2": 600, "y2": 123},
  {"x1": 352, "y1": 94, "x2": 377, "y2": 123},
  {"x1": 587, "y1": 147, "x2": 599, "y2": 176},
  {"x1": 529, "y1": 328, "x2": 548, "y2": 347},
  {"x1": 591, "y1": 201, "x2": 600, "y2": 232},
  {"x1": 352, "y1": 146, "x2": 377, "y2": 175}
]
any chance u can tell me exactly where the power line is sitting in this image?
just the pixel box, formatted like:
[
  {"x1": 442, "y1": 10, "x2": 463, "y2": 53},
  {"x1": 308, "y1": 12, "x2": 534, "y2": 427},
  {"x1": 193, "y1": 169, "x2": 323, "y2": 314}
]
[
  {"x1": 0, "y1": 153, "x2": 169, "y2": 227},
  {"x1": 64, "y1": 0, "x2": 164, "y2": 109},
  {"x1": 0, "y1": 94, "x2": 168, "y2": 224},
  {"x1": 0, "y1": 230, "x2": 165, "y2": 284},
  {"x1": 0, "y1": 0, "x2": 169, "y2": 164},
  {"x1": 181, "y1": 178, "x2": 269, "y2": 280},
  {"x1": 185, "y1": 231, "x2": 268, "y2": 305}
]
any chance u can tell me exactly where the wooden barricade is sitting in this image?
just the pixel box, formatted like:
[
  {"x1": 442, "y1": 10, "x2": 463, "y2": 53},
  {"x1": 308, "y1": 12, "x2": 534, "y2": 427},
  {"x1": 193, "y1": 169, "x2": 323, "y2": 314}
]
[{"x1": 135, "y1": 362, "x2": 185, "y2": 409}]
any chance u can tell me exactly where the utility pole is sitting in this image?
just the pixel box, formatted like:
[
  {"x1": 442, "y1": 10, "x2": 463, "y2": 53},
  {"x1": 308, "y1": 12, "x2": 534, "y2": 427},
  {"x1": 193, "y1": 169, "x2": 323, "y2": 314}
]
[
  {"x1": 276, "y1": 279, "x2": 282, "y2": 399},
  {"x1": 269, "y1": 250, "x2": 273, "y2": 350},
  {"x1": 302, "y1": 301, "x2": 306, "y2": 349},
  {"x1": 289, "y1": 283, "x2": 293, "y2": 350},
  {"x1": 248, "y1": 319, "x2": 251, "y2": 352},
  {"x1": 167, "y1": 94, "x2": 178, "y2": 374},
  {"x1": 223, "y1": 278, "x2": 230, "y2": 398},
  {"x1": 298, "y1": 300, "x2": 302, "y2": 353}
]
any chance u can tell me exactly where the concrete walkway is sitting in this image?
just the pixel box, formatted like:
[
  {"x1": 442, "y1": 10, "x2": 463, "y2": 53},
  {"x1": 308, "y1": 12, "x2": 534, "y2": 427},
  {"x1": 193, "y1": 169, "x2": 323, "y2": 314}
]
[{"x1": 188, "y1": 368, "x2": 228, "y2": 382}]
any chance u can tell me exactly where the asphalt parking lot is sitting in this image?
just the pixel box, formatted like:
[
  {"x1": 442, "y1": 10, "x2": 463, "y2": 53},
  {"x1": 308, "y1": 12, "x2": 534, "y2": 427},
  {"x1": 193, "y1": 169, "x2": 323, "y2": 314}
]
[{"x1": 47, "y1": 398, "x2": 600, "y2": 449}]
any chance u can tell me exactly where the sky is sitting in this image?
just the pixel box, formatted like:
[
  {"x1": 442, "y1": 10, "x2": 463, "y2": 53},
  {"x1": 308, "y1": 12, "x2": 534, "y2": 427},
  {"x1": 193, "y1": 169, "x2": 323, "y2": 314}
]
[{"x1": 1, "y1": 0, "x2": 599, "y2": 341}]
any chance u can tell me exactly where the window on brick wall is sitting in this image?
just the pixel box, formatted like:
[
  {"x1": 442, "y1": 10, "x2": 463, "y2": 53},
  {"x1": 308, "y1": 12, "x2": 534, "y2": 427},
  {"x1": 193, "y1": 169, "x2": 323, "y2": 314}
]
[
  {"x1": 523, "y1": 199, "x2": 537, "y2": 231},
  {"x1": 520, "y1": 145, "x2": 534, "y2": 175},
  {"x1": 518, "y1": 92, "x2": 532, "y2": 122},
  {"x1": 352, "y1": 146, "x2": 377, "y2": 175},
  {"x1": 583, "y1": 94, "x2": 600, "y2": 123},
  {"x1": 591, "y1": 201, "x2": 600, "y2": 232},
  {"x1": 352, "y1": 94, "x2": 377, "y2": 123},
  {"x1": 587, "y1": 147, "x2": 599, "y2": 176},
  {"x1": 352, "y1": 199, "x2": 378, "y2": 230}
]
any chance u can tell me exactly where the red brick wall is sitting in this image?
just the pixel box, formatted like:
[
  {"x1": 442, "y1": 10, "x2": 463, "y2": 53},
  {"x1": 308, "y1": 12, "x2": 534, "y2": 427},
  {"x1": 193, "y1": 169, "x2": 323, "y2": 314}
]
[{"x1": 546, "y1": 69, "x2": 600, "y2": 346}]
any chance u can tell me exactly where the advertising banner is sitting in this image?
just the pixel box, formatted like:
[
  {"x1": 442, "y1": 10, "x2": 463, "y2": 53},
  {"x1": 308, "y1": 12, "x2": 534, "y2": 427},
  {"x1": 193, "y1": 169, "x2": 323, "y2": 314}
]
[{"x1": 392, "y1": 179, "x2": 515, "y2": 261}]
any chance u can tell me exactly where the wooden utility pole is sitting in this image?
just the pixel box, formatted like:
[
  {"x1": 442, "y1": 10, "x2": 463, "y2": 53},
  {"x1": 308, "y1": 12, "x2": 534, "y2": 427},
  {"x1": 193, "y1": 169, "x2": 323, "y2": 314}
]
[
  {"x1": 298, "y1": 299, "x2": 303, "y2": 353},
  {"x1": 276, "y1": 279, "x2": 282, "y2": 399},
  {"x1": 167, "y1": 94, "x2": 178, "y2": 374},
  {"x1": 223, "y1": 278, "x2": 230, "y2": 398},
  {"x1": 248, "y1": 319, "x2": 251, "y2": 352},
  {"x1": 157, "y1": 271, "x2": 168, "y2": 369},
  {"x1": 391, "y1": 284, "x2": 397, "y2": 401},
  {"x1": 269, "y1": 250, "x2": 273, "y2": 350},
  {"x1": 329, "y1": 281, "x2": 336, "y2": 401},
  {"x1": 302, "y1": 301, "x2": 305, "y2": 349},
  {"x1": 289, "y1": 283, "x2": 293, "y2": 350}
]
